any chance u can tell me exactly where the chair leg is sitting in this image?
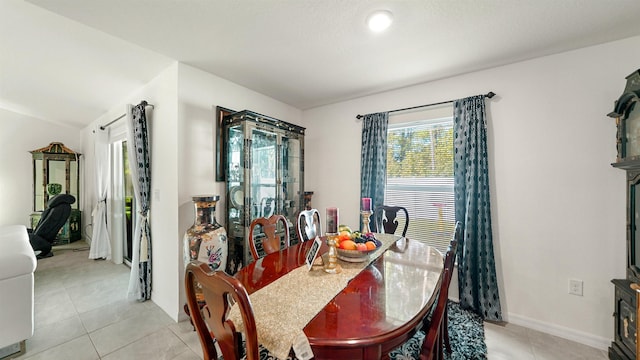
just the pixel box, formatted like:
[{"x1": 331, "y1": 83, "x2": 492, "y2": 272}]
[{"x1": 443, "y1": 307, "x2": 451, "y2": 354}]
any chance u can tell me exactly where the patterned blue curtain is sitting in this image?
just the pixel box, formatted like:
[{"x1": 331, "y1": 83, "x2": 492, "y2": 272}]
[
  {"x1": 453, "y1": 95, "x2": 502, "y2": 321},
  {"x1": 126, "y1": 102, "x2": 152, "y2": 301},
  {"x1": 360, "y1": 112, "x2": 389, "y2": 218}
]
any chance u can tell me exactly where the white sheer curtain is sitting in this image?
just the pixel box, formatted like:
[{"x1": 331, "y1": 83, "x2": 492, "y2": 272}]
[{"x1": 89, "y1": 127, "x2": 112, "y2": 260}]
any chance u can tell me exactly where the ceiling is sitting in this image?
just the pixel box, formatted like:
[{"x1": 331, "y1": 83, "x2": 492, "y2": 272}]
[{"x1": 3, "y1": 0, "x2": 640, "y2": 129}]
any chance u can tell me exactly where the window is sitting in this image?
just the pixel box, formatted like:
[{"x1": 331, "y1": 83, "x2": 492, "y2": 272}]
[{"x1": 385, "y1": 108, "x2": 456, "y2": 253}]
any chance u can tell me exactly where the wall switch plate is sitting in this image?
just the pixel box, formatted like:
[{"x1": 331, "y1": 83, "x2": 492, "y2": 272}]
[{"x1": 569, "y1": 279, "x2": 583, "y2": 296}]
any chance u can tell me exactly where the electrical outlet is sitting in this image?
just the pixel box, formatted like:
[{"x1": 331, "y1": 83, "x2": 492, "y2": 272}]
[{"x1": 569, "y1": 279, "x2": 583, "y2": 296}]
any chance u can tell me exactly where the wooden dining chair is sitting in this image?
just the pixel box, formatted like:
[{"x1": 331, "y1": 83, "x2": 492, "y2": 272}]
[
  {"x1": 248, "y1": 214, "x2": 290, "y2": 262},
  {"x1": 185, "y1": 261, "x2": 259, "y2": 360},
  {"x1": 388, "y1": 223, "x2": 459, "y2": 360},
  {"x1": 296, "y1": 208, "x2": 322, "y2": 242},
  {"x1": 420, "y1": 224, "x2": 459, "y2": 360},
  {"x1": 372, "y1": 205, "x2": 409, "y2": 237}
]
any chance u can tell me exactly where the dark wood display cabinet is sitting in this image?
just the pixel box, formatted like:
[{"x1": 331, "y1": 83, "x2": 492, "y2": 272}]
[
  {"x1": 223, "y1": 110, "x2": 305, "y2": 274},
  {"x1": 609, "y1": 69, "x2": 640, "y2": 360}
]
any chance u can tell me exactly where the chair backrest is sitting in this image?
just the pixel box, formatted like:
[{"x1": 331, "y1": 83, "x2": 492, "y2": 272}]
[
  {"x1": 185, "y1": 261, "x2": 259, "y2": 360},
  {"x1": 372, "y1": 205, "x2": 409, "y2": 237},
  {"x1": 296, "y1": 209, "x2": 322, "y2": 242},
  {"x1": 248, "y1": 214, "x2": 290, "y2": 262},
  {"x1": 421, "y1": 222, "x2": 460, "y2": 359},
  {"x1": 34, "y1": 194, "x2": 75, "y2": 241}
]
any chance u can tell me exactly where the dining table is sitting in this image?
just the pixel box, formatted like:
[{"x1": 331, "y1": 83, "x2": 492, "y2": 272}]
[{"x1": 232, "y1": 233, "x2": 444, "y2": 360}]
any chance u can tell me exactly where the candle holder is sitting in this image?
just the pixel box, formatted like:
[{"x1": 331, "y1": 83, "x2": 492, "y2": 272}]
[
  {"x1": 361, "y1": 210, "x2": 372, "y2": 234},
  {"x1": 324, "y1": 233, "x2": 342, "y2": 274}
]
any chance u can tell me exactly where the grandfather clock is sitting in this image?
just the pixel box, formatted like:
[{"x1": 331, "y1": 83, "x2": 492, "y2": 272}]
[
  {"x1": 30, "y1": 142, "x2": 82, "y2": 244},
  {"x1": 608, "y1": 69, "x2": 640, "y2": 360}
]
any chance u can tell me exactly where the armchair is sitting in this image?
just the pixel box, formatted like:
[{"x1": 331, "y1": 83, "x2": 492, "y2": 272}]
[{"x1": 29, "y1": 194, "x2": 75, "y2": 258}]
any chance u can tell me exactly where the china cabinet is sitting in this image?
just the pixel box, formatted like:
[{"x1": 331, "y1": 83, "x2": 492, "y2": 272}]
[
  {"x1": 223, "y1": 110, "x2": 305, "y2": 273},
  {"x1": 30, "y1": 142, "x2": 82, "y2": 244},
  {"x1": 608, "y1": 69, "x2": 640, "y2": 360}
]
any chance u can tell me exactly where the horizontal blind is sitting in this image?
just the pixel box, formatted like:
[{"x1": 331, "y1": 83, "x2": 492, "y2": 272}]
[{"x1": 385, "y1": 115, "x2": 455, "y2": 253}]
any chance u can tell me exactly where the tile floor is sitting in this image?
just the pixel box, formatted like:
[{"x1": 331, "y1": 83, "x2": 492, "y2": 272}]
[{"x1": 12, "y1": 242, "x2": 609, "y2": 359}]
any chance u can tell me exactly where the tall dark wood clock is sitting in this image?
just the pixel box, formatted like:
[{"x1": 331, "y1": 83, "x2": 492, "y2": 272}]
[{"x1": 608, "y1": 69, "x2": 640, "y2": 360}]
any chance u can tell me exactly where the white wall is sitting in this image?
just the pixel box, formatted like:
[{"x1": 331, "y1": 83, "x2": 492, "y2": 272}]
[
  {"x1": 175, "y1": 63, "x2": 302, "y2": 320},
  {"x1": 303, "y1": 35, "x2": 640, "y2": 349},
  {"x1": 0, "y1": 109, "x2": 82, "y2": 227},
  {"x1": 80, "y1": 62, "x2": 302, "y2": 322},
  {"x1": 81, "y1": 63, "x2": 180, "y2": 320}
]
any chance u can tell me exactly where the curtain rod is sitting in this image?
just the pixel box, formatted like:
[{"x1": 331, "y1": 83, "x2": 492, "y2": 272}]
[
  {"x1": 355, "y1": 92, "x2": 496, "y2": 119},
  {"x1": 99, "y1": 101, "x2": 154, "y2": 130}
]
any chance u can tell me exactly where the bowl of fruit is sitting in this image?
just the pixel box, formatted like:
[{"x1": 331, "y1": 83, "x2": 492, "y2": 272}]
[{"x1": 334, "y1": 225, "x2": 382, "y2": 263}]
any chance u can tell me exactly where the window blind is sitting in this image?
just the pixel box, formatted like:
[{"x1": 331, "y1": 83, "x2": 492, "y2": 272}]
[{"x1": 385, "y1": 114, "x2": 456, "y2": 253}]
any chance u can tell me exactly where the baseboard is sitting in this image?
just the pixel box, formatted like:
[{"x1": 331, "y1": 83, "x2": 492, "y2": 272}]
[
  {"x1": 0, "y1": 340, "x2": 25, "y2": 359},
  {"x1": 507, "y1": 313, "x2": 610, "y2": 351}
]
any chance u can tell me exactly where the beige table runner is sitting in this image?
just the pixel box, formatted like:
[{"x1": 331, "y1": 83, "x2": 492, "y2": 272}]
[{"x1": 229, "y1": 233, "x2": 399, "y2": 360}]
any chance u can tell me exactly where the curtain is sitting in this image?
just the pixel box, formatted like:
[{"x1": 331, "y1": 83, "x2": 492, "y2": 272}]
[
  {"x1": 453, "y1": 95, "x2": 502, "y2": 321},
  {"x1": 89, "y1": 127, "x2": 112, "y2": 260},
  {"x1": 360, "y1": 112, "x2": 389, "y2": 219},
  {"x1": 126, "y1": 103, "x2": 152, "y2": 301}
]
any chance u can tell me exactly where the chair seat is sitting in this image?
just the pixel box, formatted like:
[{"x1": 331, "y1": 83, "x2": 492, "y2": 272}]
[{"x1": 388, "y1": 330, "x2": 426, "y2": 360}]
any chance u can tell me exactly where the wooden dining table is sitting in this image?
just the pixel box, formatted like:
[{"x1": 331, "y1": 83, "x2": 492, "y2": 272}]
[{"x1": 233, "y1": 234, "x2": 444, "y2": 360}]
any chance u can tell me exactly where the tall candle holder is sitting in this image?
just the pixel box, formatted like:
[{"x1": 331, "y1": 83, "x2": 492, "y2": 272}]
[
  {"x1": 324, "y1": 233, "x2": 342, "y2": 274},
  {"x1": 361, "y1": 210, "x2": 372, "y2": 234}
]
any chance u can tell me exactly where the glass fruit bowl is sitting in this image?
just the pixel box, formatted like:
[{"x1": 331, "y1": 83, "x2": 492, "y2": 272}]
[{"x1": 336, "y1": 247, "x2": 378, "y2": 263}]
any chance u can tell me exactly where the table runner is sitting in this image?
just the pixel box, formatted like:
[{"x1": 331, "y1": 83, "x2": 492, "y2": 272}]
[{"x1": 229, "y1": 233, "x2": 399, "y2": 360}]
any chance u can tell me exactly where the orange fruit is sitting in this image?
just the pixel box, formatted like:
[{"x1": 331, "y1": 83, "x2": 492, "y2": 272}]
[
  {"x1": 341, "y1": 240, "x2": 357, "y2": 250},
  {"x1": 365, "y1": 241, "x2": 376, "y2": 250},
  {"x1": 338, "y1": 232, "x2": 351, "y2": 242}
]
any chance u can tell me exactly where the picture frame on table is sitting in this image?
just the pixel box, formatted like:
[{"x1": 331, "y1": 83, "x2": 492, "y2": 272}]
[
  {"x1": 305, "y1": 237, "x2": 323, "y2": 270},
  {"x1": 215, "y1": 106, "x2": 235, "y2": 182}
]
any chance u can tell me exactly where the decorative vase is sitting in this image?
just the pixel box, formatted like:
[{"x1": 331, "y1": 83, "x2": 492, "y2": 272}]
[{"x1": 183, "y1": 195, "x2": 228, "y2": 276}]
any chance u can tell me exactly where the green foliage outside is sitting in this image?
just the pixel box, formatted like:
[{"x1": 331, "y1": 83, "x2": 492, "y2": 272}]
[{"x1": 386, "y1": 125, "x2": 454, "y2": 178}]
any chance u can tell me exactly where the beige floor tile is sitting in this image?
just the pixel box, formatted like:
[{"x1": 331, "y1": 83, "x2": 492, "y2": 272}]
[
  {"x1": 79, "y1": 298, "x2": 150, "y2": 333},
  {"x1": 22, "y1": 316, "x2": 88, "y2": 357},
  {"x1": 168, "y1": 320, "x2": 204, "y2": 358},
  {"x1": 21, "y1": 335, "x2": 98, "y2": 360},
  {"x1": 101, "y1": 328, "x2": 190, "y2": 360},
  {"x1": 89, "y1": 306, "x2": 174, "y2": 356}
]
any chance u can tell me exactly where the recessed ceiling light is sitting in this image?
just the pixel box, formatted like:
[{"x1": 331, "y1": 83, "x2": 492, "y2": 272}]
[{"x1": 367, "y1": 10, "x2": 393, "y2": 33}]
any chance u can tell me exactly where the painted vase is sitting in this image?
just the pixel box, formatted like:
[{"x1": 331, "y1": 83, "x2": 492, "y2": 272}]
[{"x1": 183, "y1": 195, "x2": 228, "y2": 281}]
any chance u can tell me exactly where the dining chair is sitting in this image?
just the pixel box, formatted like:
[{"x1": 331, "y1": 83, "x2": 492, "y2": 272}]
[
  {"x1": 248, "y1": 214, "x2": 290, "y2": 262},
  {"x1": 388, "y1": 221, "x2": 459, "y2": 360},
  {"x1": 296, "y1": 208, "x2": 322, "y2": 242},
  {"x1": 372, "y1": 205, "x2": 409, "y2": 237},
  {"x1": 185, "y1": 261, "x2": 259, "y2": 360},
  {"x1": 420, "y1": 223, "x2": 460, "y2": 360},
  {"x1": 441, "y1": 221, "x2": 462, "y2": 354}
]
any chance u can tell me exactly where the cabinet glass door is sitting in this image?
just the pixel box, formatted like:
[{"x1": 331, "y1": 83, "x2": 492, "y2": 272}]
[
  {"x1": 281, "y1": 136, "x2": 301, "y2": 240},
  {"x1": 629, "y1": 172, "x2": 640, "y2": 283},
  {"x1": 227, "y1": 124, "x2": 245, "y2": 237},
  {"x1": 250, "y1": 127, "x2": 277, "y2": 220}
]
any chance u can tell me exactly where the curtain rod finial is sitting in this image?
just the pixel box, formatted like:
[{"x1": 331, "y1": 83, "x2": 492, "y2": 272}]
[{"x1": 486, "y1": 92, "x2": 496, "y2": 99}]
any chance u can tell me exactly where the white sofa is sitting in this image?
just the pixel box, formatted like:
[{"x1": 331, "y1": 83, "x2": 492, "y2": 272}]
[{"x1": 0, "y1": 225, "x2": 37, "y2": 358}]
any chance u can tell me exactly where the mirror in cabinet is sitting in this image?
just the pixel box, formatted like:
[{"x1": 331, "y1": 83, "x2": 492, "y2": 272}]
[{"x1": 223, "y1": 110, "x2": 305, "y2": 274}]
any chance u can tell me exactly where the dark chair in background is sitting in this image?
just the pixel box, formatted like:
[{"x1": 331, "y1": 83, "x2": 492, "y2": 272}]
[
  {"x1": 248, "y1": 214, "x2": 290, "y2": 262},
  {"x1": 296, "y1": 208, "x2": 322, "y2": 242},
  {"x1": 373, "y1": 205, "x2": 409, "y2": 237},
  {"x1": 28, "y1": 194, "x2": 75, "y2": 259}
]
